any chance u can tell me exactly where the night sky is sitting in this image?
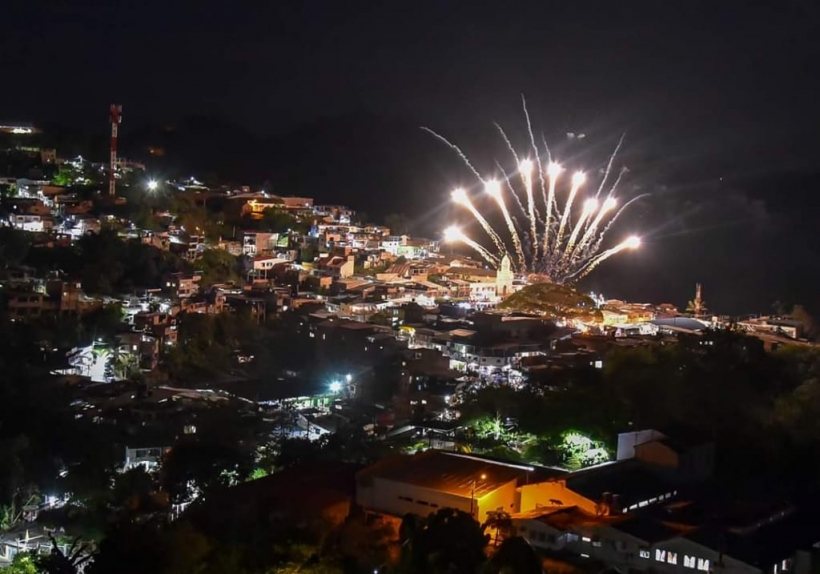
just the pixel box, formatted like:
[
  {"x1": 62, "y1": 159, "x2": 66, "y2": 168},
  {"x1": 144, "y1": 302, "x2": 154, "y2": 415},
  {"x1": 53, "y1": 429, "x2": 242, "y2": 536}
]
[{"x1": 3, "y1": 1, "x2": 820, "y2": 314}]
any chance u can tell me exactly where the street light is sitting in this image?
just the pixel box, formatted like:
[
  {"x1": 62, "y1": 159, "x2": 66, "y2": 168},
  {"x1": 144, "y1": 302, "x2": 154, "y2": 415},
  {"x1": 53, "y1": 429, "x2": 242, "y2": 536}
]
[
  {"x1": 470, "y1": 473, "x2": 487, "y2": 517},
  {"x1": 329, "y1": 381, "x2": 342, "y2": 393},
  {"x1": 147, "y1": 180, "x2": 158, "y2": 192}
]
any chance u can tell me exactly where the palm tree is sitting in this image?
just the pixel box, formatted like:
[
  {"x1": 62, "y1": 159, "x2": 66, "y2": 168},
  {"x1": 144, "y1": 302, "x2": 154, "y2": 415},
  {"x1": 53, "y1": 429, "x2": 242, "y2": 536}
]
[
  {"x1": 109, "y1": 348, "x2": 140, "y2": 381},
  {"x1": 37, "y1": 536, "x2": 92, "y2": 574}
]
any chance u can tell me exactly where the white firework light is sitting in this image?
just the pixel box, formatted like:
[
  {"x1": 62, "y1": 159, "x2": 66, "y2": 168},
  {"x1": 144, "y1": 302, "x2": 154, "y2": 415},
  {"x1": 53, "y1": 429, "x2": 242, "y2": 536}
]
[{"x1": 427, "y1": 107, "x2": 644, "y2": 284}]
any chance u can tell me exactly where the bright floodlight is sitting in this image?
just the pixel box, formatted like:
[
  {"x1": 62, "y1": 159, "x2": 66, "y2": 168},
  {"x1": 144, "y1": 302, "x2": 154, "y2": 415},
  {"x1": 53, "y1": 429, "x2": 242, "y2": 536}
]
[
  {"x1": 444, "y1": 225, "x2": 463, "y2": 242},
  {"x1": 625, "y1": 236, "x2": 641, "y2": 249},
  {"x1": 519, "y1": 159, "x2": 533, "y2": 174},
  {"x1": 572, "y1": 171, "x2": 586, "y2": 186},
  {"x1": 451, "y1": 188, "x2": 468, "y2": 204},
  {"x1": 547, "y1": 162, "x2": 563, "y2": 178},
  {"x1": 329, "y1": 381, "x2": 342, "y2": 393},
  {"x1": 485, "y1": 179, "x2": 502, "y2": 198},
  {"x1": 147, "y1": 180, "x2": 158, "y2": 191}
]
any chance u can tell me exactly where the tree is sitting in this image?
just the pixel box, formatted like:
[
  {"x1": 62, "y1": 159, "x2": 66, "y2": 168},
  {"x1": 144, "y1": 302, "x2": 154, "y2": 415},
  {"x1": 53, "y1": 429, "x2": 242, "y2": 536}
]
[
  {"x1": 790, "y1": 304, "x2": 817, "y2": 340},
  {"x1": 196, "y1": 248, "x2": 242, "y2": 287},
  {"x1": 36, "y1": 536, "x2": 92, "y2": 574},
  {"x1": 400, "y1": 508, "x2": 487, "y2": 574},
  {"x1": 498, "y1": 283, "x2": 601, "y2": 322},
  {"x1": 0, "y1": 227, "x2": 32, "y2": 267},
  {"x1": 385, "y1": 213, "x2": 411, "y2": 235},
  {"x1": 5, "y1": 552, "x2": 39, "y2": 574},
  {"x1": 161, "y1": 441, "x2": 254, "y2": 504},
  {"x1": 369, "y1": 310, "x2": 393, "y2": 326},
  {"x1": 484, "y1": 536, "x2": 543, "y2": 574},
  {"x1": 300, "y1": 244, "x2": 318, "y2": 264},
  {"x1": 89, "y1": 520, "x2": 211, "y2": 574},
  {"x1": 108, "y1": 348, "x2": 141, "y2": 381}
]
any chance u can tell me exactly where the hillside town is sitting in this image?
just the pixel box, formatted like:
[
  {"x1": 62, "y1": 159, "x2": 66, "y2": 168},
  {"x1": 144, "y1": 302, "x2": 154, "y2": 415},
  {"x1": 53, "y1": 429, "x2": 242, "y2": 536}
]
[{"x1": 2, "y1": 126, "x2": 820, "y2": 574}]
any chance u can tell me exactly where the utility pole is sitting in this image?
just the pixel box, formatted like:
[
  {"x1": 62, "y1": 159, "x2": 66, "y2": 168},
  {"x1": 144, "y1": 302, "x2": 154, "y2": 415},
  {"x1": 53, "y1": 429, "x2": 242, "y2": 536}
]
[{"x1": 470, "y1": 473, "x2": 486, "y2": 517}]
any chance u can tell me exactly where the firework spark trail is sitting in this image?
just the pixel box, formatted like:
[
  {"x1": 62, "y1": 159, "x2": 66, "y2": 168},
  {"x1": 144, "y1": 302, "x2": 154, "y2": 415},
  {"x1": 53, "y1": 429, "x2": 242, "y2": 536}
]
[
  {"x1": 590, "y1": 193, "x2": 649, "y2": 254},
  {"x1": 496, "y1": 161, "x2": 527, "y2": 217},
  {"x1": 518, "y1": 160, "x2": 540, "y2": 258},
  {"x1": 522, "y1": 95, "x2": 548, "y2": 226},
  {"x1": 495, "y1": 124, "x2": 523, "y2": 177},
  {"x1": 540, "y1": 134, "x2": 553, "y2": 165},
  {"x1": 420, "y1": 127, "x2": 483, "y2": 181},
  {"x1": 452, "y1": 189, "x2": 509, "y2": 256},
  {"x1": 556, "y1": 171, "x2": 586, "y2": 249},
  {"x1": 602, "y1": 166, "x2": 628, "y2": 202},
  {"x1": 430, "y1": 114, "x2": 643, "y2": 283},
  {"x1": 444, "y1": 226, "x2": 499, "y2": 266},
  {"x1": 544, "y1": 162, "x2": 562, "y2": 254},
  {"x1": 463, "y1": 236, "x2": 499, "y2": 266},
  {"x1": 595, "y1": 134, "x2": 626, "y2": 199},
  {"x1": 571, "y1": 236, "x2": 640, "y2": 280},
  {"x1": 486, "y1": 179, "x2": 525, "y2": 270},
  {"x1": 572, "y1": 197, "x2": 617, "y2": 259},
  {"x1": 563, "y1": 199, "x2": 597, "y2": 258}
]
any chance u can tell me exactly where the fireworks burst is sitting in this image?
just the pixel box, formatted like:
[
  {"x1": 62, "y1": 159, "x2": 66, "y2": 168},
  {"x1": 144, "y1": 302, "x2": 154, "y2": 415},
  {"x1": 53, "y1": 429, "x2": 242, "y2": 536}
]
[{"x1": 428, "y1": 103, "x2": 645, "y2": 284}]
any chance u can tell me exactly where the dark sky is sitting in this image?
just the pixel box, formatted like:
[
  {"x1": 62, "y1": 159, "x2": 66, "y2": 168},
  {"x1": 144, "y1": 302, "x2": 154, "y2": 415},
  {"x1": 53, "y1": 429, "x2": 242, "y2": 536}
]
[{"x1": 3, "y1": 0, "x2": 820, "y2": 314}]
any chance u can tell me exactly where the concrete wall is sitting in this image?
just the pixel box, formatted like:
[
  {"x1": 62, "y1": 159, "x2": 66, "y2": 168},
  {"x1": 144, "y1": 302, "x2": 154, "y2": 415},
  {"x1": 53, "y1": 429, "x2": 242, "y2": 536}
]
[
  {"x1": 358, "y1": 476, "x2": 518, "y2": 523},
  {"x1": 519, "y1": 480, "x2": 599, "y2": 515},
  {"x1": 475, "y1": 479, "x2": 518, "y2": 522},
  {"x1": 617, "y1": 429, "x2": 666, "y2": 460},
  {"x1": 634, "y1": 440, "x2": 680, "y2": 469},
  {"x1": 358, "y1": 476, "x2": 472, "y2": 518},
  {"x1": 513, "y1": 518, "x2": 765, "y2": 574}
]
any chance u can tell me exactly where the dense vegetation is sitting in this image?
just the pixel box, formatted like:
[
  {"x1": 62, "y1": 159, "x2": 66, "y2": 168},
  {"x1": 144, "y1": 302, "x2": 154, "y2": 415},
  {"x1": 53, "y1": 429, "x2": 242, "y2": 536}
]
[{"x1": 498, "y1": 282, "x2": 602, "y2": 322}]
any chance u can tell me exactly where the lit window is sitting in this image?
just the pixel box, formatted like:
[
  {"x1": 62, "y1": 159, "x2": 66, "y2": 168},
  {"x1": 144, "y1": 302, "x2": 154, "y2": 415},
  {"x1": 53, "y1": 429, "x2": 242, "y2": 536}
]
[
  {"x1": 655, "y1": 550, "x2": 666, "y2": 562},
  {"x1": 667, "y1": 552, "x2": 678, "y2": 565},
  {"x1": 581, "y1": 537, "x2": 591, "y2": 543},
  {"x1": 697, "y1": 559, "x2": 710, "y2": 571},
  {"x1": 639, "y1": 550, "x2": 650, "y2": 559},
  {"x1": 684, "y1": 555, "x2": 696, "y2": 568}
]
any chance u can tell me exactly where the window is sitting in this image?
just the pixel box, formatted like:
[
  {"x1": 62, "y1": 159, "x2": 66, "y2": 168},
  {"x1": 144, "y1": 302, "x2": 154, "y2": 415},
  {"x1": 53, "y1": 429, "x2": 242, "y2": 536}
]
[
  {"x1": 592, "y1": 539, "x2": 602, "y2": 548},
  {"x1": 697, "y1": 559, "x2": 710, "y2": 571},
  {"x1": 684, "y1": 555, "x2": 697, "y2": 568},
  {"x1": 639, "y1": 549, "x2": 650, "y2": 559},
  {"x1": 667, "y1": 552, "x2": 678, "y2": 565},
  {"x1": 581, "y1": 536, "x2": 591, "y2": 543},
  {"x1": 655, "y1": 549, "x2": 666, "y2": 562}
]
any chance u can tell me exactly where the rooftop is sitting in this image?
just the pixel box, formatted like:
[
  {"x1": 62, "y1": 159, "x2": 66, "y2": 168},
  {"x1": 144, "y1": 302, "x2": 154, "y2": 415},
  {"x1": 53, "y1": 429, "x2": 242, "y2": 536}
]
[
  {"x1": 359, "y1": 450, "x2": 557, "y2": 498},
  {"x1": 609, "y1": 514, "x2": 689, "y2": 544},
  {"x1": 564, "y1": 459, "x2": 675, "y2": 506}
]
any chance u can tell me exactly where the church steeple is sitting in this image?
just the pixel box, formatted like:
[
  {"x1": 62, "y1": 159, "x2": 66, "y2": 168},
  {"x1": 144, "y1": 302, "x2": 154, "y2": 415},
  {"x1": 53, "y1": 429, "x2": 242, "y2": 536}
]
[{"x1": 496, "y1": 255, "x2": 513, "y2": 298}]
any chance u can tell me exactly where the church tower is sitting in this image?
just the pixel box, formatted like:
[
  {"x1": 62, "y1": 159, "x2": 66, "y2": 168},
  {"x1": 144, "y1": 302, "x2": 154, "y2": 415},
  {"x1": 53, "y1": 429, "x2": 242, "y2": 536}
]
[{"x1": 496, "y1": 255, "x2": 513, "y2": 298}]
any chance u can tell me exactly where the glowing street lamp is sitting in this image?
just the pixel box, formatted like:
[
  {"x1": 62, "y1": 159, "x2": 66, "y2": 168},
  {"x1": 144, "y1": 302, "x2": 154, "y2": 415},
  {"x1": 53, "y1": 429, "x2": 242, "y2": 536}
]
[
  {"x1": 329, "y1": 381, "x2": 342, "y2": 393},
  {"x1": 147, "y1": 180, "x2": 158, "y2": 192}
]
